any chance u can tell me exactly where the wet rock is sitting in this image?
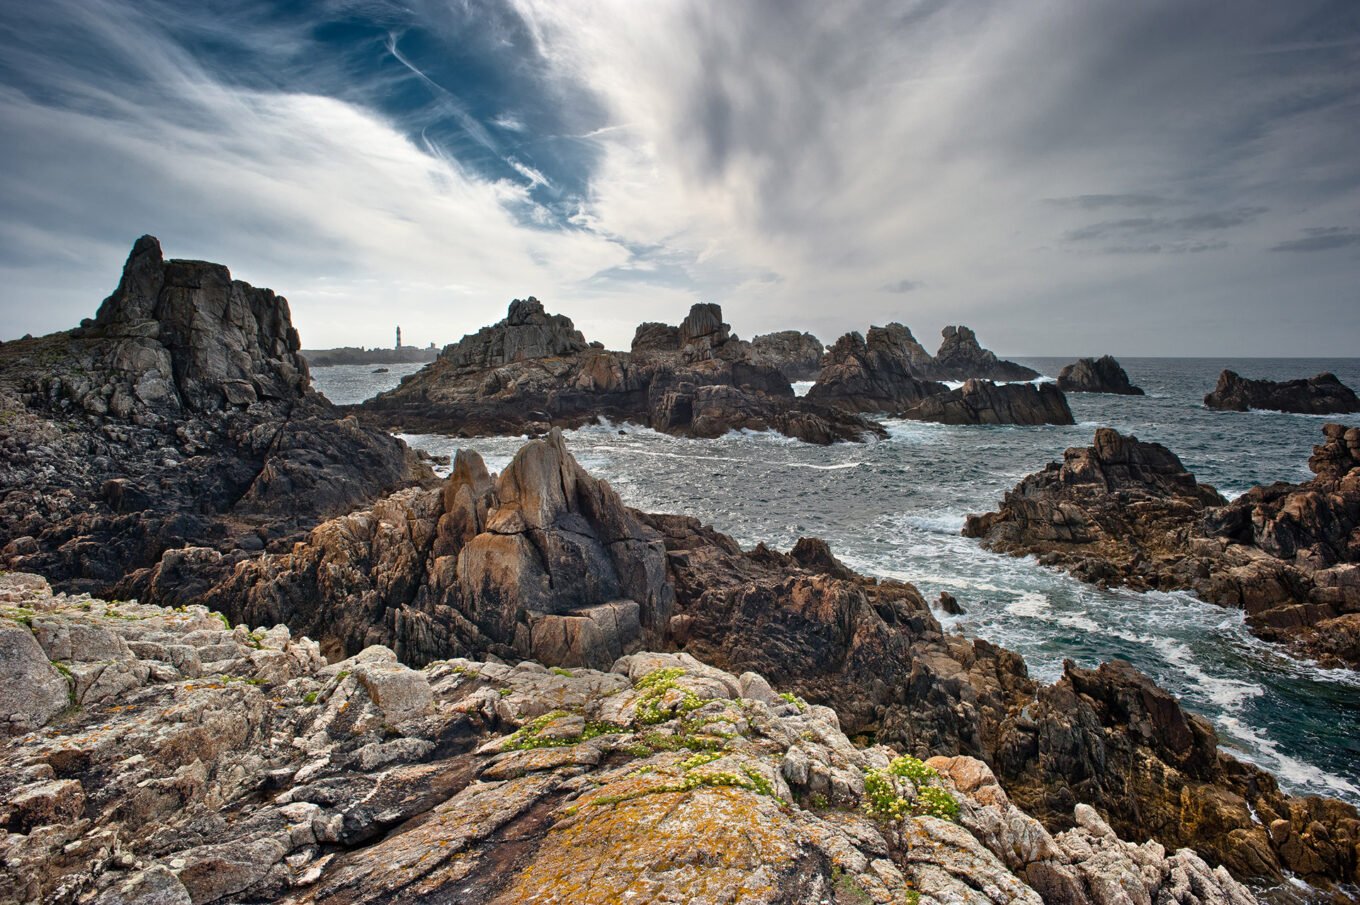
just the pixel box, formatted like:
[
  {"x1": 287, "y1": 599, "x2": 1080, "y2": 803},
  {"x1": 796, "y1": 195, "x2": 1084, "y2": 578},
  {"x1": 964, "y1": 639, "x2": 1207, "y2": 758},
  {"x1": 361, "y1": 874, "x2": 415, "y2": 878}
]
[
  {"x1": 1205, "y1": 370, "x2": 1360, "y2": 414},
  {"x1": 1057, "y1": 355, "x2": 1145, "y2": 395},
  {"x1": 903, "y1": 379, "x2": 1075, "y2": 425}
]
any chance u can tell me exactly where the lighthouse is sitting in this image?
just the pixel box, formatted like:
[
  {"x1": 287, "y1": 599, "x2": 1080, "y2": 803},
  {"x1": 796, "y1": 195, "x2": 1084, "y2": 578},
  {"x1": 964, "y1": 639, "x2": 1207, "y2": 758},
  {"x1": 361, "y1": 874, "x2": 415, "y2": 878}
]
[{"x1": 396, "y1": 325, "x2": 402, "y2": 350}]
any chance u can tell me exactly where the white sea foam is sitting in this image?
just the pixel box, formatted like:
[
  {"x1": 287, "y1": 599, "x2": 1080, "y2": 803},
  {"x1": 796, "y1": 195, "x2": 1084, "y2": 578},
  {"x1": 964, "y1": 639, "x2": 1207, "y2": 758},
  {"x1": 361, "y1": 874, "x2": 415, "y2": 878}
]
[
  {"x1": 791, "y1": 380, "x2": 814, "y2": 397},
  {"x1": 1006, "y1": 592, "x2": 1051, "y2": 618}
]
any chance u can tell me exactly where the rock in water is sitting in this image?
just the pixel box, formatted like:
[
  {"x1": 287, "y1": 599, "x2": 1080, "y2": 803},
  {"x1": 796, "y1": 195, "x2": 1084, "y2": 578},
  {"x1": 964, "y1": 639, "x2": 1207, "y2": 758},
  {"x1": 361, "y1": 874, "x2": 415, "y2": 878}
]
[
  {"x1": 902, "y1": 379, "x2": 1075, "y2": 425},
  {"x1": 1057, "y1": 355, "x2": 1145, "y2": 395},
  {"x1": 928, "y1": 325, "x2": 1040, "y2": 381},
  {"x1": 0, "y1": 236, "x2": 432, "y2": 593},
  {"x1": 359, "y1": 300, "x2": 883, "y2": 445},
  {"x1": 965, "y1": 423, "x2": 1360, "y2": 668},
  {"x1": 806, "y1": 326, "x2": 948, "y2": 413},
  {"x1": 748, "y1": 330, "x2": 825, "y2": 380},
  {"x1": 0, "y1": 573, "x2": 1269, "y2": 905},
  {"x1": 1204, "y1": 369, "x2": 1360, "y2": 414}
]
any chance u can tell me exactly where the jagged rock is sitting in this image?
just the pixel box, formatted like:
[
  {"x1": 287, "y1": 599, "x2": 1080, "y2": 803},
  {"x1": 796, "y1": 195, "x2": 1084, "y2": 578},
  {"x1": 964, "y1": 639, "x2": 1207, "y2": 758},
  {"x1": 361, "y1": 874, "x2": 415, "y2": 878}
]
[
  {"x1": 749, "y1": 330, "x2": 825, "y2": 380},
  {"x1": 358, "y1": 301, "x2": 883, "y2": 444},
  {"x1": 903, "y1": 379, "x2": 1075, "y2": 425},
  {"x1": 442, "y1": 296, "x2": 589, "y2": 371},
  {"x1": 1205, "y1": 370, "x2": 1360, "y2": 414},
  {"x1": 0, "y1": 237, "x2": 433, "y2": 594},
  {"x1": 966, "y1": 423, "x2": 1360, "y2": 668},
  {"x1": 806, "y1": 327, "x2": 948, "y2": 413},
  {"x1": 928, "y1": 325, "x2": 1040, "y2": 382},
  {"x1": 1057, "y1": 355, "x2": 1145, "y2": 395},
  {"x1": 0, "y1": 581, "x2": 1269, "y2": 905}
]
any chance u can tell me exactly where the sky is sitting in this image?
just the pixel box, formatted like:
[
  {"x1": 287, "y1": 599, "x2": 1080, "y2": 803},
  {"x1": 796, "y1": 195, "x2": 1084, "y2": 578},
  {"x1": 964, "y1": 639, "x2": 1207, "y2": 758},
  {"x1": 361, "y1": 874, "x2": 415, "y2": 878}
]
[{"x1": 1, "y1": 0, "x2": 1357, "y2": 356}]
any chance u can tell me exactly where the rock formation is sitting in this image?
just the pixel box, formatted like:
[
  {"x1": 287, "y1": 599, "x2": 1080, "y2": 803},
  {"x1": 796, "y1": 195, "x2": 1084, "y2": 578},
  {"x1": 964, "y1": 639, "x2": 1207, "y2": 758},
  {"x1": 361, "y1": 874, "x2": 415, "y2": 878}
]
[
  {"x1": 1205, "y1": 370, "x2": 1360, "y2": 414},
  {"x1": 749, "y1": 330, "x2": 825, "y2": 380},
  {"x1": 806, "y1": 326, "x2": 949, "y2": 413},
  {"x1": 357, "y1": 300, "x2": 883, "y2": 445},
  {"x1": 0, "y1": 236, "x2": 431, "y2": 595},
  {"x1": 1057, "y1": 355, "x2": 1145, "y2": 395},
  {"x1": 902, "y1": 379, "x2": 1076, "y2": 426},
  {"x1": 0, "y1": 573, "x2": 1268, "y2": 905},
  {"x1": 965, "y1": 424, "x2": 1360, "y2": 668},
  {"x1": 928, "y1": 325, "x2": 1040, "y2": 382},
  {"x1": 119, "y1": 429, "x2": 1360, "y2": 895}
]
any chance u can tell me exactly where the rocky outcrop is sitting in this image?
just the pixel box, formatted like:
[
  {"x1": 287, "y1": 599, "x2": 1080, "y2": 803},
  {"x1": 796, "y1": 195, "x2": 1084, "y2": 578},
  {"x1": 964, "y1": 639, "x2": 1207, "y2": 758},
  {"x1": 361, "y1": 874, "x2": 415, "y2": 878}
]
[
  {"x1": 806, "y1": 326, "x2": 948, "y2": 413},
  {"x1": 0, "y1": 236, "x2": 431, "y2": 595},
  {"x1": 749, "y1": 330, "x2": 825, "y2": 380},
  {"x1": 1205, "y1": 370, "x2": 1360, "y2": 414},
  {"x1": 358, "y1": 301, "x2": 883, "y2": 445},
  {"x1": 119, "y1": 430, "x2": 1360, "y2": 895},
  {"x1": 928, "y1": 325, "x2": 1040, "y2": 382},
  {"x1": 903, "y1": 379, "x2": 1075, "y2": 425},
  {"x1": 965, "y1": 424, "x2": 1360, "y2": 667},
  {"x1": 1057, "y1": 355, "x2": 1145, "y2": 395},
  {"x1": 0, "y1": 574, "x2": 1265, "y2": 905}
]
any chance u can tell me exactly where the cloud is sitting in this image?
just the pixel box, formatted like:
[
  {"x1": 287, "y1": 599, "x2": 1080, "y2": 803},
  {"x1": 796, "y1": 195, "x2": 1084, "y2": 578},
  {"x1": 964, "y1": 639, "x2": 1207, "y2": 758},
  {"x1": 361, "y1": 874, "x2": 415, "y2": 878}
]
[
  {"x1": 1270, "y1": 227, "x2": 1360, "y2": 252},
  {"x1": 2, "y1": 0, "x2": 1359, "y2": 355}
]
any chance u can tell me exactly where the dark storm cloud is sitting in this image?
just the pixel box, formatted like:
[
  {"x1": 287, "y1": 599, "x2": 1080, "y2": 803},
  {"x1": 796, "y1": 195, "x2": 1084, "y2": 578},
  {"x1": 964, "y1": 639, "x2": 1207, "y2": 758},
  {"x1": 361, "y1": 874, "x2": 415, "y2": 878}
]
[{"x1": 1270, "y1": 227, "x2": 1360, "y2": 252}]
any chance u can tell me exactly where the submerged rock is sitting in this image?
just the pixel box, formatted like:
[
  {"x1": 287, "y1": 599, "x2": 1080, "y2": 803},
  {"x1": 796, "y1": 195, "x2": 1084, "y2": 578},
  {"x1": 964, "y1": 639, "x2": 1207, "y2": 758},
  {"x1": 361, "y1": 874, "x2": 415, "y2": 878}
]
[
  {"x1": 0, "y1": 236, "x2": 431, "y2": 595},
  {"x1": 1205, "y1": 369, "x2": 1360, "y2": 414},
  {"x1": 0, "y1": 575, "x2": 1264, "y2": 905},
  {"x1": 1057, "y1": 355, "x2": 1145, "y2": 395},
  {"x1": 903, "y1": 379, "x2": 1075, "y2": 425},
  {"x1": 965, "y1": 423, "x2": 1360, "y2": 668}
]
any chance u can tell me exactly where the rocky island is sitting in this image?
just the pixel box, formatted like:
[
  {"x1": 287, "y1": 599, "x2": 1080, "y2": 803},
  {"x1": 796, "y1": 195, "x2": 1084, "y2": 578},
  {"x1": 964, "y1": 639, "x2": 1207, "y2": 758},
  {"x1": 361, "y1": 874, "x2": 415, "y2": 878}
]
[
  {"x1": 1057, "y1": 355, "x2": 1145, "y2": 395},
  {"x1": 1205, "y1": 370, "x2": 1360, "y2": 414},
  {"x1": 355, "y1": 299, "x2": 880, "y2": 445},
  {"x1": 964, "y1": 424, "x2": 1360, "y2": 668}
]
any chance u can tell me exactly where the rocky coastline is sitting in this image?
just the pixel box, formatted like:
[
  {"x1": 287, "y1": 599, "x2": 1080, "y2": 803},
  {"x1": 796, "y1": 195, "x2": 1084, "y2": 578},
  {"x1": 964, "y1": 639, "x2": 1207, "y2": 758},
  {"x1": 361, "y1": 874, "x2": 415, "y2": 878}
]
[
  {"x1": 964, "y1": 424, "x2": 1360, "y2": 668},
  {"x1": 3, "y1": 238, "x2": 1359, "y2": 903},
  {"x1": 1205, "y1": 370, "x2": 1360, "y2": 414},
  {"x1": 301, "y1": 347, "x2": 439, "y2": 368}
]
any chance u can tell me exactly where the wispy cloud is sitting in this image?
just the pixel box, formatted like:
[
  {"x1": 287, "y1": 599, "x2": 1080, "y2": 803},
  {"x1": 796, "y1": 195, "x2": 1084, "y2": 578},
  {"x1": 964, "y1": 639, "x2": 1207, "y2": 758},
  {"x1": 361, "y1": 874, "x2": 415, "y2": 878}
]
[
  {"x1": 1270, "y1": 227, "x2": 1360, "y2": 252},
  {"x1": 883, "y1": 279, "x2": 923, "y2": 293}
]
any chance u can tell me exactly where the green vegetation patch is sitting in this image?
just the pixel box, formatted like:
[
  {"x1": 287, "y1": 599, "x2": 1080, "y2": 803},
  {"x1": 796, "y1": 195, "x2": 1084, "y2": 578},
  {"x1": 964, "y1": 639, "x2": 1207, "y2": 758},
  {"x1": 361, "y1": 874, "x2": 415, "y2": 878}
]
[
  {"x1": 861, "y1": 755, "x2": 959, "y2": 822},
  {"x1": 501, "y1": 710, "x2": 626, "y2": 752}
]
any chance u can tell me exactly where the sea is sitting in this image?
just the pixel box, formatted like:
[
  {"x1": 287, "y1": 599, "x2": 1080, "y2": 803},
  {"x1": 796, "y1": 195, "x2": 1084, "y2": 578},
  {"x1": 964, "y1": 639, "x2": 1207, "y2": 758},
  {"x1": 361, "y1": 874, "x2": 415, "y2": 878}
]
[{"x1": 313, "y1": 358, "x2": 1360, "y2": 807}]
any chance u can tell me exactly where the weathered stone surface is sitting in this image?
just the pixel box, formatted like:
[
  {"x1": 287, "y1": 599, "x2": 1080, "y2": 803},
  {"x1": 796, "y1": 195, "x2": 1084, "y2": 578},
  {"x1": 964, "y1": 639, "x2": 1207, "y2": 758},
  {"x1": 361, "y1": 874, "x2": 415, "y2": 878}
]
[
  {"x1": 1205, "y1": 370, "x2": 1360, "y2": 414},
  {"x1": 967, "y1": 423, "x2": 1360, "y2": 668},
  {"x1": 1057, "y1": 355, "x2": 1145, "y2": 395},
  {"x1": 0, "y1": 584, "x2": 1268, "y2": 905},
  {"x1": 749, "y1": 330, "x2": 825, "y2": 380},
  {"x1": 0, "y1": 618, "x2": 70, "y2": 736},
  {"x1": 903, "y1": 379, "x2": 1075, "y2": 426},
  {"x1": 358, "y1": 300, "x2": 883, "y2": 444},
  {"x1": 0, "y1": 236, "x2": 433, "y2": 595}
]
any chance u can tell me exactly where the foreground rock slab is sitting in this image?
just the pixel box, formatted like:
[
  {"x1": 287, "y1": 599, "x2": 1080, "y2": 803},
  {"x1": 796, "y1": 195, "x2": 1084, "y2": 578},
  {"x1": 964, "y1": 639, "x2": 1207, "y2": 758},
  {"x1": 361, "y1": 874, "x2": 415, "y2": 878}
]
[
  {"x1": 0, "y1": 574, "x2": 1263, "y2": 905},
  {"x1": 903, "y1": 379, "x2": 1075, "y2": 426}
]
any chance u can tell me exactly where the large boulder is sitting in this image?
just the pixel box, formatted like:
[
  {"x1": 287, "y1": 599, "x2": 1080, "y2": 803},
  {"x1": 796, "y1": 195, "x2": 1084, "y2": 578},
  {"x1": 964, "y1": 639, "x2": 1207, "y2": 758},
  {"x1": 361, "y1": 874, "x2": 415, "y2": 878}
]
[
  {"x1": 806, "y1": 326, "x2": 948, "y2": 413},
  {"x1": 903, "y1": 379, "x2": 1075, "y2": 425},
  {"x1": 1205, "y1": 370, "x2": 1360, "y2": 414},
  {"x1": 748, "y1": 330, "x2": 825, "y2": 380},
  {"x1": 1057, "y1": 355, "x2": 1145, "y2": 395},
  {"x1": 441, "y1": 296, "x2": 589, "y2": 372}
]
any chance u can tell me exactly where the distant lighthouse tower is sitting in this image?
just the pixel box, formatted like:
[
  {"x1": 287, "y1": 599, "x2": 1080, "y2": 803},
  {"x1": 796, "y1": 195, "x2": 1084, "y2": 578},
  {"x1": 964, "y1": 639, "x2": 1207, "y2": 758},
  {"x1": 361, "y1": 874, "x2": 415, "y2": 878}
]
[{"x1": 395, "y1": 325, "x2": 402, "y2": 350}]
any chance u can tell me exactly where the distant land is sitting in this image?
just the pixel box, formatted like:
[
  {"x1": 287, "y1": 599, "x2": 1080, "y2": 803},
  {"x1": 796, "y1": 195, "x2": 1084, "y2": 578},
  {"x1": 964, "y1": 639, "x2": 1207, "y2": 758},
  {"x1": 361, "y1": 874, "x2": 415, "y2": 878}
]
[{"x1": 303, "y1": 326, "x2": 441, "y2": 367}]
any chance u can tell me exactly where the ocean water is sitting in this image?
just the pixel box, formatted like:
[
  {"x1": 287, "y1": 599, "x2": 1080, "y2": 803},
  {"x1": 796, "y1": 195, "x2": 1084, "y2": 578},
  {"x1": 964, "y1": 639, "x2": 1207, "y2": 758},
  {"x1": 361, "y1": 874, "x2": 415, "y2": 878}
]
[{"x1": 313, "y1": 357, "x2": 1360, "y2": 806}]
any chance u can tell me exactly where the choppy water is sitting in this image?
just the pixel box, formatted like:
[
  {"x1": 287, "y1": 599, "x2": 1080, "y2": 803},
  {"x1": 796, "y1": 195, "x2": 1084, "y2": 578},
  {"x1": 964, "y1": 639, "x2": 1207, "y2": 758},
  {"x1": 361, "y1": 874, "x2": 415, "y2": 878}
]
[{"x1": 314, "y1": 357, "x2": 1360, "y2": 806}]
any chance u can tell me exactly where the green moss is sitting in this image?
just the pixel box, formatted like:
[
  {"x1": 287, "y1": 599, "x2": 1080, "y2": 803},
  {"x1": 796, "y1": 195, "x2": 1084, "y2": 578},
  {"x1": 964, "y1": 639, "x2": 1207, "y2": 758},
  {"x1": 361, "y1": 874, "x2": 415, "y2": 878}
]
[
  {"x1": 549, "y1": 667, "x2": 574, "y2": 677},
  {"x1": 211, "y1": 611, "x2": 231, "y2": 630},
  {"x1": 50, "y1": 660, "x2": 77, "y2": 706},
  {"x1": 679, "y1": 751, "x2": 723, "y2": 771},
  {"x1": 303, "y1": 691, "x2": 319, "y2": 705},
  {"x1": 830, "y1": 866, "x2": 874, "y2": 904},
  {"x1": 632, "y1": 667, "x2": 708, "y2": 725},
  {"x1": 501, "y1": 711, "x2": 626, "y2": 752},
  {"x1": 777, "y1": 691, "x2": 807, "y2": 713}
]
